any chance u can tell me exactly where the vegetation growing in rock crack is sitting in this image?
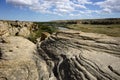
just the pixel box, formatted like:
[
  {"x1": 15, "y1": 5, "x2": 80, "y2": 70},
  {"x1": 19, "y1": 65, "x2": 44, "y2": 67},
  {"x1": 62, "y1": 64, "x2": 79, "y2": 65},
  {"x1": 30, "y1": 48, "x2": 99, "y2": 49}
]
[{"x1": 28, "y1": 22, "x2": 58, "y2": 43}]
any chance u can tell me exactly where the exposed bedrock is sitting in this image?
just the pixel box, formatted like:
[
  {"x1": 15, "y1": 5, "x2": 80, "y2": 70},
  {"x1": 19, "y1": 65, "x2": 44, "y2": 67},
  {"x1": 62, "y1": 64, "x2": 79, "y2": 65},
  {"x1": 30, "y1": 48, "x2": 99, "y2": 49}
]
[
  {"x1": 38, "y1": 30, "x2": 120, "y2": 80},
  {"x1": 0, "y1": 24, "x2": 120, "y2": 80},
  {"x1": 0, "y1": 20, "x2": 37, "y2": 38},
  {"x1": 0, "y1": 36, "x2": 56, "y2": 80}
]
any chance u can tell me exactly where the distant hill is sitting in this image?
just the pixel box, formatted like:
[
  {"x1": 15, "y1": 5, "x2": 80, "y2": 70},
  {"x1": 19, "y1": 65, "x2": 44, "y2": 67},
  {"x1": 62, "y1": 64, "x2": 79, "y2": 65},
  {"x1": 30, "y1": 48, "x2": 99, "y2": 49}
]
[{"x1": 52, "y1": 18, "x2": 120, "y2": 25}]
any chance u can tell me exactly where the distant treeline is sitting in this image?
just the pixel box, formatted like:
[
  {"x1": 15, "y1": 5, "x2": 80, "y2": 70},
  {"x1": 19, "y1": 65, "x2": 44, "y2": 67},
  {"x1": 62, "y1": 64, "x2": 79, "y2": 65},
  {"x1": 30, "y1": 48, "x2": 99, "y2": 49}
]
[
  {"x1": 53, "y1": 18, "x2": 120, "y2": 25},
  {"x1": 34, "y1": 22, "x2": 67, "y2": 27},
  {"x1": 82, "y1": 18, "x2": 120, "y2": 25},
  {"x1": 34, "y1": 18, "x2": 120, "y2": 28}
]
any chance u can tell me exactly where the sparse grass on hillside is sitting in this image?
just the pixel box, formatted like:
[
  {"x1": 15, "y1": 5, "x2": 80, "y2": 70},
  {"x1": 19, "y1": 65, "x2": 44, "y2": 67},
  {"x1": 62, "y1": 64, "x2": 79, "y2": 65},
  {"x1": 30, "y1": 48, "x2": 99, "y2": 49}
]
[
  {"x1": 28, "y1": 19, "x2": 120, "y2": 43},
  {"x1": 28, "y1": 22, "x2": 58, "y2": 43},
  {"x1": 65, "y1": 24, "x2": 120, "y2": 37}
]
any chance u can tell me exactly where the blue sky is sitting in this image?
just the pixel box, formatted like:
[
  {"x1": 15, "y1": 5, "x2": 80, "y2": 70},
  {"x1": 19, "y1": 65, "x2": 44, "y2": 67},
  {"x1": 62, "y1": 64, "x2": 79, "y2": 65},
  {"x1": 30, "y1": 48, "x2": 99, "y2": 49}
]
[{"x1": 0, "y1": 0, "x2": 120, "y2": 21}]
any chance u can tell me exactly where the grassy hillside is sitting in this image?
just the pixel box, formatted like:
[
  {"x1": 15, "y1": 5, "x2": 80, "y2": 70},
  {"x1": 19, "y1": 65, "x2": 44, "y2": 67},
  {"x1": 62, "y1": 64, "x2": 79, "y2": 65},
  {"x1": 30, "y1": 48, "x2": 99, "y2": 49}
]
[
  {"x1": 53, "y1": 18, "x2": 120, "y2": 25},
  {"x1": 65, "y1": 24, "x2": 120, "y2": 37},
  {"x1": 32, "y1": 18, "x2": 120, "y2": 38},
  {"x1": 28, "y1": 22, "x2": 58, "y2": 43}
]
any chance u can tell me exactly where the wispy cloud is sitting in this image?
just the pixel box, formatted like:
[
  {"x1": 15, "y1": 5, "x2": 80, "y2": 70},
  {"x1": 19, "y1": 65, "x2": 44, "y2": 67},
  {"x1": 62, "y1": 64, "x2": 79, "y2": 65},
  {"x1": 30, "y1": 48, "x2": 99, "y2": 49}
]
[
  {"x1": 6, "y1": 0, "x2": 39, "y2": 6},
  {"x1": 6, "y1": 0, "x2": 92, "y2": 14},
  {"x1": 6, "y1": 0, "x2": 120, "y2": 16},
  {"x1": 95, "y1": 0, "x2": 120, "y2": 13}
]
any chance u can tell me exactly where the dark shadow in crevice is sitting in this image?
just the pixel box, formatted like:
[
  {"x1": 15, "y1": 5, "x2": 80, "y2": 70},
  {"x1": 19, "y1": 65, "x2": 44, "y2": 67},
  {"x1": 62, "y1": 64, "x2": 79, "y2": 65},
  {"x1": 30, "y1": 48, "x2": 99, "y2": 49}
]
[{"x1": 0, "y1": 49, "x2": 2, "y2": 59}]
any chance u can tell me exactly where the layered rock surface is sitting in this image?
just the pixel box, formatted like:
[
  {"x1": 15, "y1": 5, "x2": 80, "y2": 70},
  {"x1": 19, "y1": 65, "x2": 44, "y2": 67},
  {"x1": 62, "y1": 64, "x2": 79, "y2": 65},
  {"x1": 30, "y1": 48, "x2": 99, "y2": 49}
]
[
  {"x1": 38, "y1": 30, "x2": 120, "y2": 80},
  {"x1": 0, "y1": 36, "x2": 56, "y2": 80},
  {"x1": 0, "y1": 20, "x2": 35, "y2": 38},
  {"x1": 0, "y1": 21, "x2": 120, "y2": 80}
]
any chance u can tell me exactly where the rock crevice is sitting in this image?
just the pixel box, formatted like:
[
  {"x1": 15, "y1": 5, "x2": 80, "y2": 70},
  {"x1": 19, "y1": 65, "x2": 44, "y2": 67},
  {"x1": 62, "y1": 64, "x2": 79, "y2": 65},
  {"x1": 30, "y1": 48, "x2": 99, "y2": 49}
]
[
  {"x1": 0, "y1": 25, "x2": 120, "y2": 80},
  {"x1": 38, "y1": 30, "x2": 120, "y2": 80}
]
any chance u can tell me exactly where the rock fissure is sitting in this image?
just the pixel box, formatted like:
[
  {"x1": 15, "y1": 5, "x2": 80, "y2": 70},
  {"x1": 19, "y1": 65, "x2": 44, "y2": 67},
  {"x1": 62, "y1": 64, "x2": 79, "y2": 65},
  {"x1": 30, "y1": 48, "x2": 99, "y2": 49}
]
[
  {"x1": 0, "y1": 21, "x2": 120, "y2": 80},
  {"x1": 38, "y1": 30, "x2": 120, "y2": 80}
]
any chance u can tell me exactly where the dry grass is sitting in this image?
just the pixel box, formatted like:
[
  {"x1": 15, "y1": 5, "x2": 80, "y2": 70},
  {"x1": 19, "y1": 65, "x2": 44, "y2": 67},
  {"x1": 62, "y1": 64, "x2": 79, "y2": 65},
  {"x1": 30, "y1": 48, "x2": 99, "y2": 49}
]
[{"x1": 65, "y1": 24, "x2": 120, "y2": 37}]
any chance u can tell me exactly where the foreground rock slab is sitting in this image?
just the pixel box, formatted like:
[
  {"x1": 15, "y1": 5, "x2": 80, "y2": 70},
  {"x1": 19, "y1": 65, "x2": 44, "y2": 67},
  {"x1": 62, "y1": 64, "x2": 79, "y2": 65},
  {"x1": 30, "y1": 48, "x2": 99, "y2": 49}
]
[
  {"x1": 38, "y1": 30, "x2": 120, "y2": 80},
  {"x1": 0, "y1": 29, "x2": 120, "y2": 80},
  {"x1": 0, "y1": 36, "x2": 56, "y2": 80}
]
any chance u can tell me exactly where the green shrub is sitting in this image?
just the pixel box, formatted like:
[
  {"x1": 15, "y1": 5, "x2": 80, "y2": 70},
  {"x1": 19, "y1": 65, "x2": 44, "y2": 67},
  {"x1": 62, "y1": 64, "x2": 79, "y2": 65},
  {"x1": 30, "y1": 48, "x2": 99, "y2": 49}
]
[{"x1": 28, "y1": 23, "x2": 58, "y2": 43}]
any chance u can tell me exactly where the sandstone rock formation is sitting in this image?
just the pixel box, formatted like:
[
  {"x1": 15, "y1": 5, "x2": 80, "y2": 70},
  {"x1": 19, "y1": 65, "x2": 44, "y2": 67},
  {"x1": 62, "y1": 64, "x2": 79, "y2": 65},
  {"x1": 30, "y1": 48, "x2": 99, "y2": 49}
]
[
  {"x1": 40, "y1": 32, "x2": 51, "y2": 41},
  {"x1": 0, "y1": 20, "x2": 34, "y2": 38},
  {"x1": 38, "y1": 30, "x2": 120, "y2": 80},
  {"x1": 0, "y1": 20, "x2": 120, "y2": 80},
  {"x1": 0, "y1": 36, "x2": 56, "y2": 80},
  {"x1": 0, "y1": 21, "x2": 9, "y2": 37}
]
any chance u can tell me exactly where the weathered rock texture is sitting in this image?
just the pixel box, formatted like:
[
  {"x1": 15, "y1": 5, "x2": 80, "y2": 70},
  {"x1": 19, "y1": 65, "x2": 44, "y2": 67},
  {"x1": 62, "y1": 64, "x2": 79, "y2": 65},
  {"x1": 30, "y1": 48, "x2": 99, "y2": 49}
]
[
  {"x1": 0, "y1": 20, "x2": 35, "y2": 38},
  {"x1": 0, "y1": 20, "x2": 120, "y2": 80},
  {"x1": 38, "y1": 30, "x2": 120, "y2": 80},
  {"x1": 0, "y1": 36, "x2": 56, "y2": 80}
]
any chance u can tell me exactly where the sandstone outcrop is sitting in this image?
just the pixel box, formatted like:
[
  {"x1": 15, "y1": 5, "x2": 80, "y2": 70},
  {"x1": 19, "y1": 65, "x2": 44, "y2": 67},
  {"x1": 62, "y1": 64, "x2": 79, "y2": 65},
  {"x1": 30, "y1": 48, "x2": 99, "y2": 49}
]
[
  {"x1": 38, "y1": 30, "x2": 120, "y2": 80},
  {"x1": 40, "y1": 32, "x2": 51, "y2": 41},
  {"x1": 0, "y1": 36, "x2": 56, "y2": 80},
  {"x1": 0, "y1": 20, "x2": 120, "y2": 80},
  {"x1": 0, "y1": 20, "x2": 34, "y2": 38}
]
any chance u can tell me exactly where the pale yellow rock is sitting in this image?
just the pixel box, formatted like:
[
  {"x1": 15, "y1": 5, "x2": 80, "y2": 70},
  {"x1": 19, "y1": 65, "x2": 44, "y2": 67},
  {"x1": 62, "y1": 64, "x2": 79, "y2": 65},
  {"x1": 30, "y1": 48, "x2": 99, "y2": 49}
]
[
  {"x1": 18, "y1": 27, "x2": 30, "y2": 37},
  {"x1": 0, "y1": 36, "x2": 54, "y2": 80},
  {"x1": 40, "y1": 32, "x2": 50, "y2": 41}
]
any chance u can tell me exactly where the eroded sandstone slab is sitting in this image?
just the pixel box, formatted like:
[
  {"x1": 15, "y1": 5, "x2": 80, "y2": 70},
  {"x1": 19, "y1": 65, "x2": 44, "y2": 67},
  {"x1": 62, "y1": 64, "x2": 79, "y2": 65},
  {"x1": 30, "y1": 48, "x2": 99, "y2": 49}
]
[
  {"x1": 38, "y1": 30, "x2": 120, "y2": 80},
  {"x1": 0, "y1": 36, "x2": 56, "y2": 80}
]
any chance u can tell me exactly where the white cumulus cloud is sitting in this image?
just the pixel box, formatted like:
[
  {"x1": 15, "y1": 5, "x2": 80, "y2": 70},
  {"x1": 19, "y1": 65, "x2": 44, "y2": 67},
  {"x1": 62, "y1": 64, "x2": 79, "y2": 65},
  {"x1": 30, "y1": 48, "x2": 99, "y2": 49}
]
[
  {"x1": 95, "y1": 0, "x2": 120, "y2": 13},
  {"x1": 6, "y1": 0, "x2": 92, "y2": 15},
  {"x1": 6, "y1": 0, "x2": 39, "y2": 6},
  {"x1": 6, "y1": 0, "x2": 120, "y2": 16}
]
